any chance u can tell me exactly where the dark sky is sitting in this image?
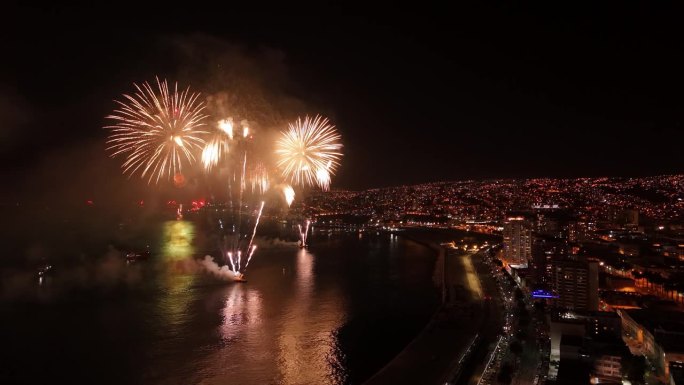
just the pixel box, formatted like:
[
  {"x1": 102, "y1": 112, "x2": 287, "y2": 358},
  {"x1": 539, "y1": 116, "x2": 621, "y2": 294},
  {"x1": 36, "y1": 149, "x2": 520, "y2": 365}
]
[{"x1": 2, "y1": 3, "x2": 684, "y2": 195}]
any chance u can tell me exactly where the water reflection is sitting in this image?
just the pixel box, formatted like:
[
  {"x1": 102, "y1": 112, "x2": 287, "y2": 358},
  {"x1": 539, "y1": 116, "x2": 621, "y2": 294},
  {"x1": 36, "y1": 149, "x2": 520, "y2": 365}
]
[
  {"x1": 5, "y1": 221, "x2": 443, "y2": 385},
  {"x1": 153, "y1": 233, "x2": 435, "y2": 384},
  {"x1": 220, "y1": 284, "x2": 263, "y2": 342},
  {"x1": 278, "y1": 247, "x2": 347, "y2": 384},
  {"x1": 155, "y1": 274, "x2": 196, "y2": 333},
  {"x1": 297, "y1": 247, "x2": 313, "y2": 291},
  {"x1": 155, "y1": 221, "x2": 198, "y2": 346}
]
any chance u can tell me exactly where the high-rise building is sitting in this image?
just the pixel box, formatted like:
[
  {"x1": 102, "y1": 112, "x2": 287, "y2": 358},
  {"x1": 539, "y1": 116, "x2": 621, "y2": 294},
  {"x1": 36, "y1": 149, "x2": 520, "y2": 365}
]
[
  {"x1": 532, "y1": 206, "x2": 571, "y2": 239},
  {"x1": 531, "y1": 235, "x2": 567, "y2": 286},
  {"x1": 617, "y1": 209, "x2": 639, "y2": 230},
  {"x1": 568, "y1": 219, "x2": 596, "y2": 243},
  {"x1": 503, "y1": 214, "x2": 532, "y2": 266},
  {"x1": 552, "y1": 260, "x2": 599, "y2": 311}
]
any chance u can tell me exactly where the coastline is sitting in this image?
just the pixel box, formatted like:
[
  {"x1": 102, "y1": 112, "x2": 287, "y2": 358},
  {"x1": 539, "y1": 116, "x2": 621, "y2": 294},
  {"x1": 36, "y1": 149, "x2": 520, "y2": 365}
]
[{"x1": 363, "y1": 229, "x2": 500, "y2": 385}]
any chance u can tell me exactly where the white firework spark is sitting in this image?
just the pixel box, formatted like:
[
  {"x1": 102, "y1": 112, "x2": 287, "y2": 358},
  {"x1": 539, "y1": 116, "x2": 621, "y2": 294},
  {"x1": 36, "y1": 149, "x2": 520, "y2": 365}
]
[
  {"x1": 275, "y1": 115, "x2": 342, "y2": 191},
  {"x1": 105, "y1": 77, "x2": 209, "y2": 183}
]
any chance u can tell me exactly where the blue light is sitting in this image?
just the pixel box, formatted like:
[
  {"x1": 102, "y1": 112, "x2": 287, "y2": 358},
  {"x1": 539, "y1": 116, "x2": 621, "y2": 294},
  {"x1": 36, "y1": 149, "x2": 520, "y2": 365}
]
[{"x1": 531, "y1": 289, "x2": 558, "y2": 299}]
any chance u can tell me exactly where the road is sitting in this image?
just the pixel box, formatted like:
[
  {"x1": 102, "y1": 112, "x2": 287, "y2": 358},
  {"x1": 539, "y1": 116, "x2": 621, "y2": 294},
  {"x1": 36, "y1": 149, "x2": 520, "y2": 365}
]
[
  {"x1": 461, "y1": 247, "x2": 549, "y2": 385},
  {"x1": 461, "y1": 251, "x2": 505, "y2": 385}
]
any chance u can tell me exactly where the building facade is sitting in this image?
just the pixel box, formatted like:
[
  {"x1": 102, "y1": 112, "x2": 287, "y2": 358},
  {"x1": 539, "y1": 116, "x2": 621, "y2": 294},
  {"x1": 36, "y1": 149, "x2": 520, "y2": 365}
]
[
  {"x1": 503, "y1": 215, "x2": 532, "y2": 266},
  {"x1": 552, "y1": 260, "x2": 599, "y2": 311}
]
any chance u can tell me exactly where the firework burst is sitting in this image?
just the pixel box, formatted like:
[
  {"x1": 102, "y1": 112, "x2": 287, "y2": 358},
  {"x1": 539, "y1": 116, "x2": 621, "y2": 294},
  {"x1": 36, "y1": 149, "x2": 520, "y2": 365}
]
[
  {"x1": 105, "y1": 78, "x2": 209, "y2": 183},
  {"x1": 282, "y1": 185, "x2": 295, "y2": 206},
  {"x1": 275, "y1": 115, "x2": 342, "y2": 191},
  {"x1": 201, "y1": 126, "x2": 231, "y2": 171}
]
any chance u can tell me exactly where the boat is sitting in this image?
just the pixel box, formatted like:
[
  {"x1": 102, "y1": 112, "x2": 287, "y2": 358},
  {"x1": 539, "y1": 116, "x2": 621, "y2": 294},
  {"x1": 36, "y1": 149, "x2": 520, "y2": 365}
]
[
  {"x1": 37, "y1": 264, "x2": 53, "y2": 277},
  {"x1": 125, "y1": 250, "x2": 151, "y2": 262}
]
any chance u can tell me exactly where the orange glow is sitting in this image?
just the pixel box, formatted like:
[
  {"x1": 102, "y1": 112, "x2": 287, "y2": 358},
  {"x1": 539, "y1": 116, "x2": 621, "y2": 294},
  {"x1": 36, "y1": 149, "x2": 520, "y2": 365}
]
[{"x1": 173, "y1": 172, "x2": 186, "y2": 187}]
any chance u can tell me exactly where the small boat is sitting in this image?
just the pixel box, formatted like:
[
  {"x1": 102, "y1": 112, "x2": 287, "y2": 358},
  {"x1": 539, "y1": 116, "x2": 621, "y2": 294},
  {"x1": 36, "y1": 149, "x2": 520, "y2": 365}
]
[
  {"x1": 37, "y1": 264, "x2": 53, "y2": 277},
  {"x1": 125, "y1": 250, "x2": 151, "y2": 262},
  {"x1": 234, "y1": 273, "x2": 248, "y2": 283}
]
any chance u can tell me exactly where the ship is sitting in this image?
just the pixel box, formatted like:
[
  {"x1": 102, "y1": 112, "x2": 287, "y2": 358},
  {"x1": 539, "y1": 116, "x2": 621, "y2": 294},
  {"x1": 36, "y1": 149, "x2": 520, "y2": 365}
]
[
  {"x1": 125, "y1": 250, "x2": 151, "y2": 262},
  {"x1": 37, "y1": 263, "x2": 53, "y2": 277}
]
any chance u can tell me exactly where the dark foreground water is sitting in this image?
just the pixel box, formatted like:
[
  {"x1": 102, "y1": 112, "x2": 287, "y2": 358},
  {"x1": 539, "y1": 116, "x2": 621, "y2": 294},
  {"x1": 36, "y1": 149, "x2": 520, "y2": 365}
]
[{"x1": 1, "y1": 225, "x2": 439, "y2": 385}]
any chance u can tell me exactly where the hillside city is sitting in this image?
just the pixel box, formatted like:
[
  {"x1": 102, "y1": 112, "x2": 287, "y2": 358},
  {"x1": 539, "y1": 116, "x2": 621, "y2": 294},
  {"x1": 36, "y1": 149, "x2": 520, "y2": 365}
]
[{"x1": 296, "y1": 175, "x2": 684, "y2": 385}]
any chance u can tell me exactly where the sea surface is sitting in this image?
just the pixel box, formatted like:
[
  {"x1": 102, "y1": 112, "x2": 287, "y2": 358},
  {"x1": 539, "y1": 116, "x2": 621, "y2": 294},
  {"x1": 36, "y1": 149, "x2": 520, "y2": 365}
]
[{"x1": 1, "y1": 222, "x2": 440, "y2": 385}]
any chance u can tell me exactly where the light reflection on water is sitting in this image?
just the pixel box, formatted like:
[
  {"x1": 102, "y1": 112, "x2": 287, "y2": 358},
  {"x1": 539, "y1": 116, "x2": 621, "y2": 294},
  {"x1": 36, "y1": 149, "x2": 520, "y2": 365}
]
[
  {"x1": 195, "y1": 247, "x2": 348, "y2": 385},
  {"x1": 185, "y1": 234, "x2": 439, "y2": 385},
  {"x1": 277, "y1": 248, "x2": 347, "y2": 385},
  {"x1": 156, "y1": 221, "x2": 198, "y2": 332},
  {"x1": 3, "y1": 229, "x2": 440, "y2": 385},
  {"x1": 220, "y1": 284, "x2": 263, "y2": 342}
]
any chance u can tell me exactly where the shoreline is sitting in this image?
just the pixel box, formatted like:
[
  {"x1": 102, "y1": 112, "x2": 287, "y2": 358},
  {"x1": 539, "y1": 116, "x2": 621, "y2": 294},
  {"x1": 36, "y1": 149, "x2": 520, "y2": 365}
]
[
  {"x1": 362, "y1": 236, "x2": 445, "y2": 385},
  {"x1": 363, "y1": 230, "x2": 500, "y2": 385}
]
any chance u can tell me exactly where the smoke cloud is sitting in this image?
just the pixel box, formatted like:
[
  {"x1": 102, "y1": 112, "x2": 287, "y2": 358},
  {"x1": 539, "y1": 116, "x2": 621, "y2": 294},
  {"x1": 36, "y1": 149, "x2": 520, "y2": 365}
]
[{"x1": 197, "y1": 255, "x2": 238, "y2": 281}]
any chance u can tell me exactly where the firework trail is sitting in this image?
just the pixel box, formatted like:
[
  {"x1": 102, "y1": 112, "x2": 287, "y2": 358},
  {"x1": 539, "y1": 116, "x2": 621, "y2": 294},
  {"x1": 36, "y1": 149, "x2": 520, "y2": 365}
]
[
  {"x1": 249, "y1": 163, "x2": 270, "y2": 194},
  {"x1": 244, "y1": 246, "x2": 257, "y2": 270},
  {"x1": 105, "y1": 77, "x2": 209, "y2": 183},
  {"x1": 226, "y1": 252, "x2": 236, "y2": 272},
  {"x1": 246, "y1": 201, "x2": 266, "y2": 254},
  {"x1": 204, "y1": 118, "x2": 269, "y2": 278},
  {"x1": 298, "y1": 219, "x2": 311, "y2": 247},
  {"x1": 222, "y1": 202, "x2": 264, "y2": 274},
  {"x1": 244, "y1": 201, "x2": 265, "y2": 271},
  {"x1": 275, "y1": 115, "x2": 342, "y2": 191}
]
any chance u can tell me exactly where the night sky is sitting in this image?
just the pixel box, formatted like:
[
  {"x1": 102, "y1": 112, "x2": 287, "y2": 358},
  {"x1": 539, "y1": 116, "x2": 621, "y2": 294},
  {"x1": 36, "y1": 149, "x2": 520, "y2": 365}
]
[{"x1": 2, "y1": 3, "x2": 684, "y2": 196}]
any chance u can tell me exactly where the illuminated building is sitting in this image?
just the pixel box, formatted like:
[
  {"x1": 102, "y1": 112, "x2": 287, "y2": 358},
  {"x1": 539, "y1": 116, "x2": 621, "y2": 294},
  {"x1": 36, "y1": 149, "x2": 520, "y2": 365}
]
[
  {"x1": 531, "y1": 235, "x2": 567, "y2": 286},
  {"x1": 532, "y1": 206, "x2": 570, "y2": 239},
  {"x1": 618, "y1": 309, "x2": 684, "y2": 378},
  {"x1": 503, "y1": 214, "x2": 532, "y2": 267},
  {"x1": 618, "y1": 209, "x2": 639, "y2": 230},
  {"x1": 552, "y1": 260, "x2": 599, "y2": 311},
  {"x1": 568, "y1": 219, "x2": 595, "y2": 242},
  {"x1": 592, "y1": 354, "x2": 621, "y2": 381}
]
